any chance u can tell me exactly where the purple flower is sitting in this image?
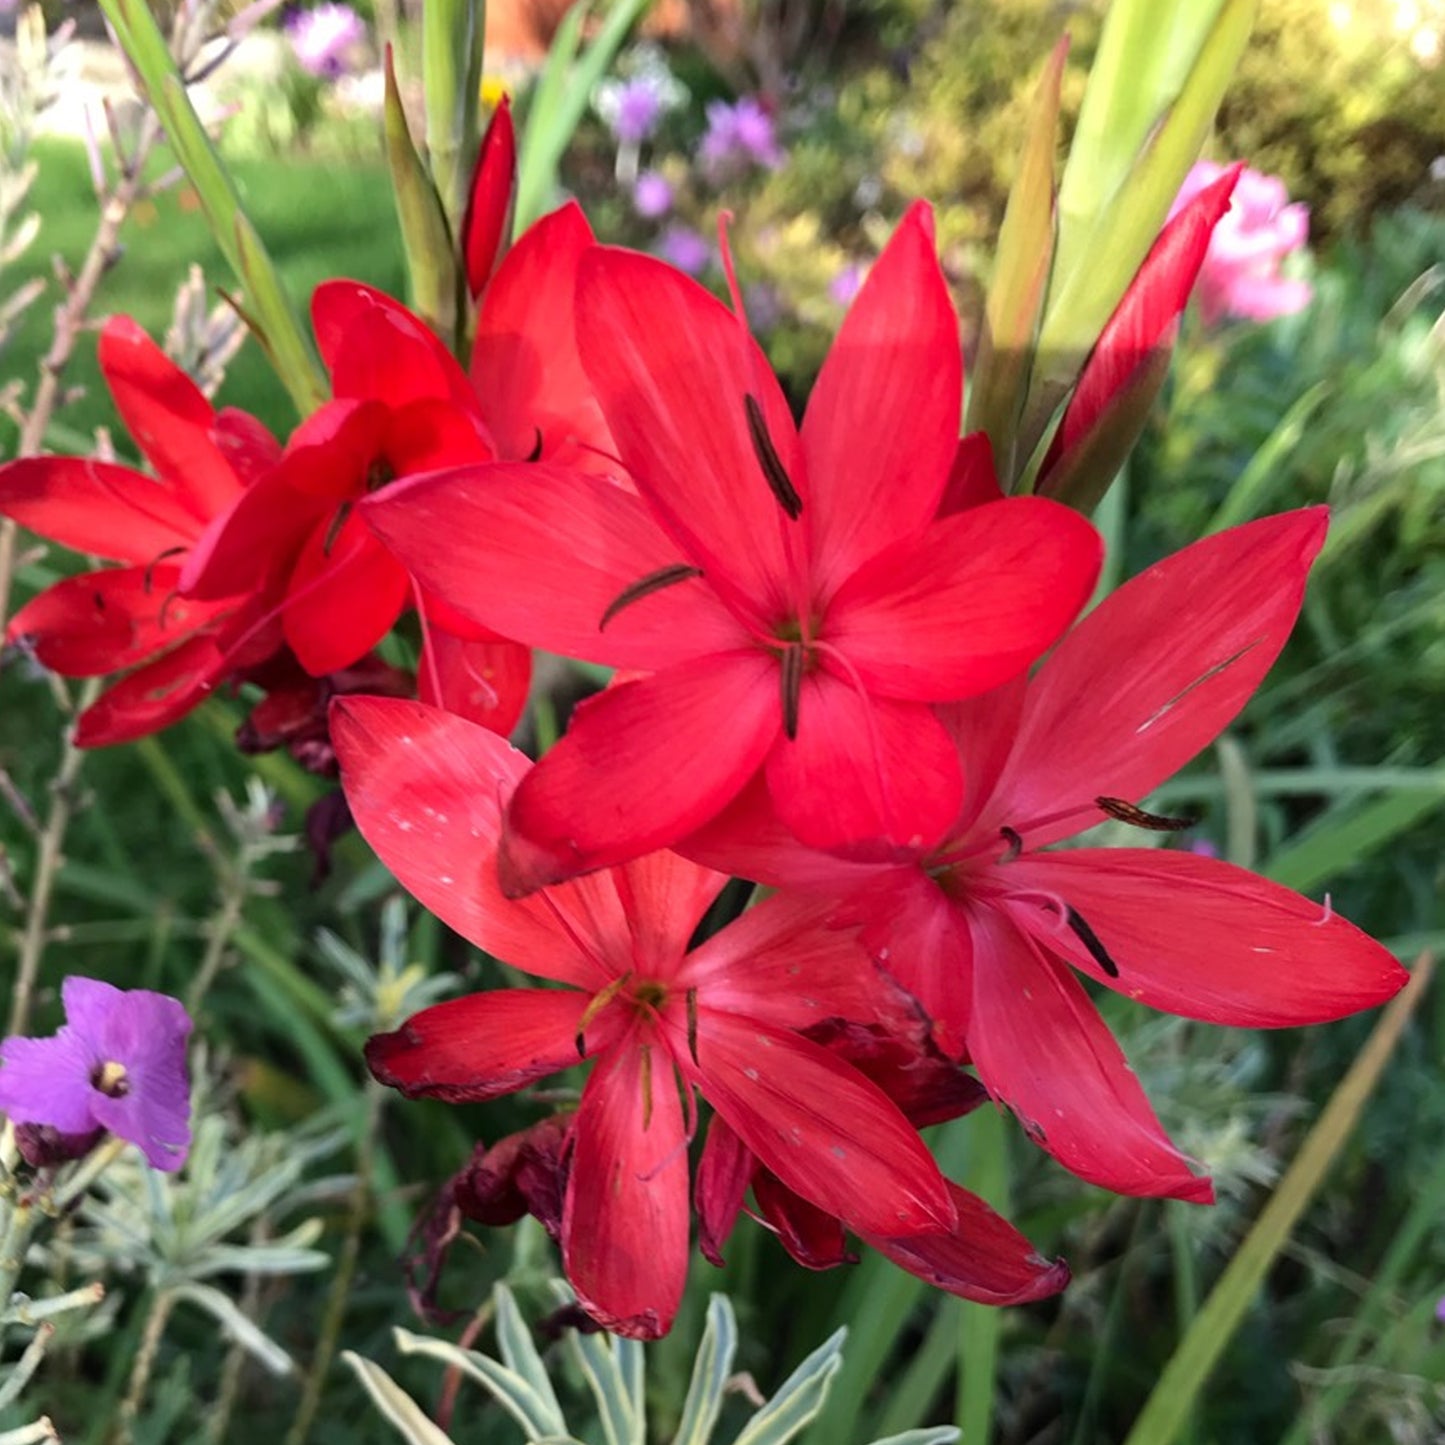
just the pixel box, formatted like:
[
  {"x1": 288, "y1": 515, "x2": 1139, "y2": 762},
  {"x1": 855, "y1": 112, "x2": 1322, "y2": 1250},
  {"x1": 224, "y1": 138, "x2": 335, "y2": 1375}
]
[
  {"x1": 655, "y1": 224, "x2": 712, "y2": 278},
  {"x1": 1170, "y1": 161, "x2": 1313, "y2": 326},
  {"x1": 286, "y1": 3, "x2": 367, "y2": 80},
  {"x1": 612, "y1": 78, "x2": 666, "y2": 145},
  {"x1": 828, "y1": 263, "x2": 866, "y2": 307},
  {"x1": 0, "y1": 978, "x2": 192, "y2": 1172},
  {"x1": 699, "y1": 97, "x2": 786, "y2": 182},
  {"x1": 632, "y1": 170, "x2": 674, "y2": 219},
  {"x1": 594, "y1": 53, "x2": 686, "y2": 148}
]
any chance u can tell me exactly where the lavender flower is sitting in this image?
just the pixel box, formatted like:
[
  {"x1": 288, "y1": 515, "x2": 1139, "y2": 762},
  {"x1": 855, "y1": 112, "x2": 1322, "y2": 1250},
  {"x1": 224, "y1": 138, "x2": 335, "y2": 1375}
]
[
  {"x1": 285, "y1": 2, "x2": 367, "y2": 80},
  {"x1": 632, "y1": 170, "x2": 674, "y2": 220},
  {"x1": 0, "y1": 977, "x2": 192, "y2": 1171},
  {"x1": 593, "y1": 47, "x2": 687, "y2": 148},
  {"x1": 828, "y1": 263, "x2": 866, "y2": 307},
  {"x1": 655, "y1": 224, "x2": 712, "y2": 277},
  {"x1": 699, "y1": 97, "x2": 786, "y2": 182}
]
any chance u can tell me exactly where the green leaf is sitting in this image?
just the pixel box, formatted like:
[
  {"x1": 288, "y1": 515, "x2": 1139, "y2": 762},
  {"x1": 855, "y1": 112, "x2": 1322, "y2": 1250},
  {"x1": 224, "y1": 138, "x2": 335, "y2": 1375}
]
[
  {"x1": 385, "y1": 45, "x2": 462, "y2": 342},
  {"x1": 1206, "y1": 381, "x2": 1332, "y2": 532},
  {"x1": 553, "y1": 1294, "x2": 638, "y2": 1445},
  {"x1": 674, "y1": 1294, "x2": 738, "y2": 1445},
  {"x1": 732, "y1": 1328, "x2": 847, "y2": 1445},
  {"x1": 423, "y1": 0, "x2": 486, "y2": 231},
  {"x1": 493, "y1": 1285, "x2": 568, "y2": 1437},
  {"x1": 343, "y1": 1352, "x2": 457, "y2": 1445},
  {"x1": 515, "y1": 0, "x2": 652, "y2": 231},
  {"x1": 1121, "y1": 955, "x2": 1434, "y2": 1445},
  {"x1": 966, "y1": 38, "x2": 1066, "y2": 483},
  {"x1": 97, "y1": 0, "x2": 326, "y2": 414},
  {"x1": 869, "y1": 1432, "x2": 961, "y2": 1445},
  {"x1": 395, "y1": 1328, "x2": 566, "y2": 1441},
  {"x1": 171, "y1": 1282, "x2": 294, "y2": 1376}
]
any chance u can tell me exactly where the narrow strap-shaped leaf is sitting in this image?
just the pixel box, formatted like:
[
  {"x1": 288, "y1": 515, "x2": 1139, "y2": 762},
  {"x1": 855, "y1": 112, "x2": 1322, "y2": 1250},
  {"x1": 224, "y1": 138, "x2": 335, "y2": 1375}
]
[
  {"x1": 171, "y1": 1282, "x2": 293, "y2": 1376},
  {"x1": 868, "y1": 1431, "x2": 962, "y2": 1445},
  {"x1": 97, "y1": 0, "x2": 326, "y2": 414},
  {"x1": 613, "y1": 1335, "x2": 646, "y2": 1445},
  {"x1": 1121, "y1": 954, "x2": 1435, "y2": 1445},
  {"x1": 674, "y1": 1295, "x2": 738, "y2": 1445},
  {"x1": 966, "y1": 37, "x2": 1066, "y2": 482},
  {"x1": 493, "y1": 1284, "x2": 567, "y2": 1437},
  {"x1": 422, "y1": 0, "x2": 485, "y2": 232},
  {"x1": 343, "y1": 1351, "x2": 457, "y2": 1445},
  {"x1": 514, "y1": 0, "x2": 652, "y2": 230},
  {"x1": 731, "y1": 1328, "x2": 847, "y2": 1445},
  {"x1": 394, "y1": 1328, "x2": 564, "y2": 1440},
  {"x1": 563, "y1": 1323, "x2": 636, "y2": 1445}
]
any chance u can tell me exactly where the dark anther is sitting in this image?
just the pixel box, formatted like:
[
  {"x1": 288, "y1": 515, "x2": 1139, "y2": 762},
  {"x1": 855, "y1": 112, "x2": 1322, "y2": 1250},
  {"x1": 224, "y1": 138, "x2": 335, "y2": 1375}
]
[
  {"x1": 639, "y1": 1043, "x2": 654, "y2": 1130},
  {"x1": 1065, "y1": 906, "x2": 1119, "y2": 979},
  {"x1": 575, "y1": 1028, "x2": 588, "y2": 1060},
  {"x1": 744, "y1": 393, "x2": 803, "y2": 520},
  {"x1": 93, "y1": 591, "x2": 106, "y2": 614},
  {"x1": 526, "y1": 428, "x2": 544, "y2": 462},
  {"x1": 143, "y1": 545, "x2": 187, "y2": 595},
  {"x1": 599, "y1": 564, "x2": 704, "y2": 631},
  {"x1": 1096, "y1": 796, "x2": 1197, "y2": 832},
  {"x1": 780, "y1": 642, "x2": 805, "y2": 740},
  {"x1": 999, "y1": 826, "x2": 1023, "y2": 863},
  {"x1": 686, "y1": 988, "x2": 700, "y2": 1067},
  {"x1": 365, "y1": 458, "x2": 397, "y2": 492},
  {"x1": 323, "y1": 501, "x2": 354, "y2": 556}
]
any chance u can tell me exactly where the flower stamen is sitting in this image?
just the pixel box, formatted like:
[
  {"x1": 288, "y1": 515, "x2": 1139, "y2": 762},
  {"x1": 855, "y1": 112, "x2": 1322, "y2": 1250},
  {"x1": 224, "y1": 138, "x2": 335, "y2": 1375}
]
[
  {"x1": 744, "y1": 394, "x2": 803, "y2": 520},
  {"x1": 1096, "y1": 796, "x2": 1197, "y2": 832},
  {"x1": 599, "y1": 564, "x2": 705, "y2": 631}
]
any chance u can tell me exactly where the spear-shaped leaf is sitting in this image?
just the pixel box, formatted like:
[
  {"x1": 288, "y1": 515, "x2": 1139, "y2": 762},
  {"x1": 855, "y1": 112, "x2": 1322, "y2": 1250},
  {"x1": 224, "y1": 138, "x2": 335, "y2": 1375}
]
[
  {"x1": 965, "y1": 37, "x2": 1067, "y2": 486},
  {"x1": 422, "y1": 0, "x2": 486, "y2": 232},
  {"x1": 384, "y1": 45, "x2": 462, "y2": 343},
  {"x1": 97, "y1": 0, "x2": 326, "y2": 414}
]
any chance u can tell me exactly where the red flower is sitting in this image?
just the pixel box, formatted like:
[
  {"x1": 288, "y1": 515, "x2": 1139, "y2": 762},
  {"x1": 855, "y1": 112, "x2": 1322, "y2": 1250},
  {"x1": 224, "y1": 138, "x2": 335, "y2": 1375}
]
[
  {"x1": 182, "y1": 203, "x2": 606, "y2": 736},
  {"x1": 332, "y1": 695, "x2": 956, "y2": 1338},
  {"x1": 696, "y1": 1021, "x2": 1069, "y2": 1306},
  {"x1": 364, "y1": 201, "x2": 1102, "y2": 894},
  {"x1": 687, "y1": 511, "x2": 1409, "y2": 1202},
  {"x1": 0, "y1": 317, "x2": 284, "y2": 745}
]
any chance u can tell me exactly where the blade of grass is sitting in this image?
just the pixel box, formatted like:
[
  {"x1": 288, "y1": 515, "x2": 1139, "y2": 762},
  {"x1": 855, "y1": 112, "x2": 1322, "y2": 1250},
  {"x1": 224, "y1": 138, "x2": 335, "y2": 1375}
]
[
  {"x1": 956, "y1": 1108, "x2": 1010, "y2": 1445},
  {"x1": 1265, "y1": 790, "x2": 1445, "y2": 895},
  {"x1": 1120, "y1": 953, "x2": 1435, "y2": 1445}
]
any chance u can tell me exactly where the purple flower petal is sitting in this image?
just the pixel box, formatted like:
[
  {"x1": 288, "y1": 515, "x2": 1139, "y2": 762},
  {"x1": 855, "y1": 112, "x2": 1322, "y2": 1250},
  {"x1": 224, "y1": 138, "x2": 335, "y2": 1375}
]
[{"x1": 0, "y1": 1032, "x2": 99, "y2": 1134}]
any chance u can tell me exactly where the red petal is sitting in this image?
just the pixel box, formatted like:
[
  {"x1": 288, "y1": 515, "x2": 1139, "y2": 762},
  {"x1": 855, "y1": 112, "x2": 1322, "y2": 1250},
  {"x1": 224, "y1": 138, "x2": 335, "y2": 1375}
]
[
  {"x1": 283, "y1": 510, "x2": 409, "y2": 675},
  {"x1": 688, "y1": 1008, "x2": 955, "y2": 1236},
  {"x1": 576, "y1": 245, "x2": 804, "y2": 619},
  {"x1": 679, "y1": 888, "x2": 902, "y2": 1033},
  {"x1": 97, "y1": 316, "x2": 241, "y2": 518},
  {"x1": 765, "y1": 678, "x2": 962, "y2": 854},
  {"x1": 846, "y1": 870, "x2": 974, "y2": 1059},
  {"x1": 753, "y1": 1170, "x2": 854, "y2": 1269},
  {"x1": 983, "y1": 509, "x2": 1329, "y2": 848},
  {"x1": 1041, "y1": 167, "x2": 1241, "y2": 480},
  {"x1": 938, "y1": 432, "x2": 1004, "y2": 517},
  {"x1": 472, "y1": 203, "x2": 612, "y2": 465},
  {"x1": 419, "y1": 627, "x2": 531, "y2": 736},
  {"x1": 864, "y1": 1181, "x2": 1070, "y2": 1305},
  {"x1": 381, "y1": 398, "x2": 494, "y2": 474},
  {"x1": 214, "y1": 407, "x2": 282, "y2": 483},
  {"x1": 608, "y1": 847, "x2": 730, "y2": 978},
  {"x1": 462, "y1": 95, "x2": 517, "y2": 297},
  {"x1": 10, "y1": 566, "x2": 229, "y2": 676},
  {"x1": 936, "y1": 675, "x2": 1028, "y2": 838},
  {"x1": 0, "y1": 458, "x2": 205, "y2": 563},
  {"x1": 330, "y1": 695, "x2": 618, "y2": 989},
  {"x1": 826, "y1": 497, "x2": 1101, "y2": 701},
  {"x1": 563, "y1": 1032, "x2": 690, "y2": 1339},
  {"x1": 179, "y1": 467, "x2": 328, "y2": 600},
  {"x1": 365, "y1": 989, "x2": 586, "y2": 1101},
  {"x1": 311, "y1": 281, "x2": 477, "y2": 412},
  {"x1": 695, "y1": 1114, "x2": 753, "y2": 1266},
  {"x1": 967, "y1": 905, "x2": 1213, "y2": 1202},
  {"x1": 1004, "y1": 849, "x2": 1408, "y2": 1025},
  {"x1": 72, "y1": 632, "x2": 230, "y2": 746},
  {"x1": 500, "y1": 655, "x2": 780, "y2": 894},
  {"x1": 802, "y1": 202, "x2": 961, "y2": 591},
  {"x1": 362, "y1": 463, "x2": 747, "y2": 670}
]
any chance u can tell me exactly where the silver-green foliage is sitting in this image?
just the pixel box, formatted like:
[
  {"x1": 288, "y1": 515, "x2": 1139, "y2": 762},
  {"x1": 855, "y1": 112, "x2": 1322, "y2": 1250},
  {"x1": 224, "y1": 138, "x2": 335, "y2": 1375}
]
[{"x1": 345, "y1": 1282, "x2": 961, "y2": 1445}]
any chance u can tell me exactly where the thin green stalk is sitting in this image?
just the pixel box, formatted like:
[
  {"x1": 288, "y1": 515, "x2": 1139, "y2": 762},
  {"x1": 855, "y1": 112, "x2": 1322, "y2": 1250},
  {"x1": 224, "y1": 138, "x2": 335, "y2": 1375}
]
[
  {"x1": 112, "y1": 1289, "x2": 177, "y2": 1445},
  {"x1": 1121, "y1": 954, "x2": 1435, "y2": 1445},
  {"x1": 955, "y1": 1108, "x2": 1011, "y2": 1445},
  {"x1": 7, "y1": 678, "x2": 102, "y2": 1038},
  {"x1": 283, "y1": 1079, "x2": 388, "y2": 1445},
  {"x1": 186, "y1": 845, "x2": 261, "y2": 1014}
]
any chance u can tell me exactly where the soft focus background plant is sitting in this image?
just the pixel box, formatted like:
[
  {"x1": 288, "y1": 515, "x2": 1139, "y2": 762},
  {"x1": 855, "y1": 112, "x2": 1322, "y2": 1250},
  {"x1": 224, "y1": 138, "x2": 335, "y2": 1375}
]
[{"x1": 0, "y1": 0, "x2": 1442, "y2": 1440}]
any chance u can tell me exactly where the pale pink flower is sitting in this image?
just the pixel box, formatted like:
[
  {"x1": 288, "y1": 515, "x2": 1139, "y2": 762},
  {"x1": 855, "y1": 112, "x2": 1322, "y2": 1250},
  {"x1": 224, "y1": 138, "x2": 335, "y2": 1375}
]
[
  {"x1": 286, "y1": 3, "x2": 367, "y2": 79},
  {"x1": 1171, "y1": 161, "x2": 1313, "y2": 325}
]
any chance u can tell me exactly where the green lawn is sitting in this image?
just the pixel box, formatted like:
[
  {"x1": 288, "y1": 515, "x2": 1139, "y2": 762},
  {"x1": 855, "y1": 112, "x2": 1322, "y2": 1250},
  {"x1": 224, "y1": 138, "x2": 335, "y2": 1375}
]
[{"x1": 4, "y1": 137, "x2": 406, "y2": 450}]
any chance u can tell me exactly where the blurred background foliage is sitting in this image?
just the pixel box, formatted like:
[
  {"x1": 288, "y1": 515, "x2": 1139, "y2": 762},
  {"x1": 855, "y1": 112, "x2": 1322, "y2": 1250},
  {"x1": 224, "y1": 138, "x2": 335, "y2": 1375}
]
[{"x1": 2, "y1": 0, "x2": 1445, "y2": 1441}]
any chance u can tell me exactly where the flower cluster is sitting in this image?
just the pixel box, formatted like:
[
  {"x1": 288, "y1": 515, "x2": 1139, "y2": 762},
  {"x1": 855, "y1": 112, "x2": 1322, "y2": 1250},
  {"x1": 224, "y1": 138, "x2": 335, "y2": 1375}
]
[{"x1": 0, "y1": 137, "x2": 1405, "y2": 1337}]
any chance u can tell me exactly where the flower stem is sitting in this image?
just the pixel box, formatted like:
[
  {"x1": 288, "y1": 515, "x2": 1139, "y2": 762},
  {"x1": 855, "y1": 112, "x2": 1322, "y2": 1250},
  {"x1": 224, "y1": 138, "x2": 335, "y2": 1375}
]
[
  {"x1": 282, "y1": 1079, "x2": 388, "y2": 1445},
  {"x1": 7, "y1": 678, "x2": 103, "y2": 1040},
  {"x1": 112, "y1": 1288, "x2": 176, "y2": 1445},
  {"x1": 186, "y1": 850, "x2": 257, "y2": 1015}
]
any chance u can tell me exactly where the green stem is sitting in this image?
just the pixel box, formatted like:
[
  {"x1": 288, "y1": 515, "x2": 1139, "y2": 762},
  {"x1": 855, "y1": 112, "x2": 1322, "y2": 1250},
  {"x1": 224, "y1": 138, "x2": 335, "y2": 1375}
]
[
  {"x1": 282, "y1": 1080, "x2": 388, "y2": 1445},
  {"x1": 112, "y1": 1289, "x2": 177, "y2": 1445}
]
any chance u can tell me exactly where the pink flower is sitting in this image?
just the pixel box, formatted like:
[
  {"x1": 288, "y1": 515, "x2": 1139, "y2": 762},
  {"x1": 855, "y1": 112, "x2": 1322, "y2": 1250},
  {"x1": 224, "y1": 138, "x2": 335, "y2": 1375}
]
[
  {"x1": 1171, "y1": 161, "x2": 1313, "y2": 325},
  {"x1": 285, "y1": 3, "x2": 367, "y2": 79},
  {"x1": 699, "y1": 97, "x2": 785, "y2": 181}
]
